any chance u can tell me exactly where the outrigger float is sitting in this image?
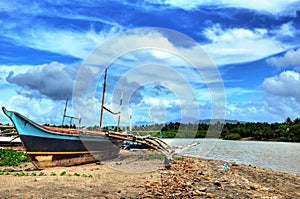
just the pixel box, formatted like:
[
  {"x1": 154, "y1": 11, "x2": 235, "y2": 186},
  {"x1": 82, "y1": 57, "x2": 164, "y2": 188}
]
[{"x1": 2, "y1": 69, "x2": 172, "y2": 169}]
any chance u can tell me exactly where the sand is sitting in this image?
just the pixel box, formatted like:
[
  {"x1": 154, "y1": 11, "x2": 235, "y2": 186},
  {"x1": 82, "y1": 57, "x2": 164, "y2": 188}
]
[{"x1": 0, "y1": 150, "x2": 299, "y2": 198}]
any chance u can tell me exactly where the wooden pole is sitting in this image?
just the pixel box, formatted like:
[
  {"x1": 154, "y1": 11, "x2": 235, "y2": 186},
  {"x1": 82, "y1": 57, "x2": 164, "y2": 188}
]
[
  {"x1": 117, "y1": 90, "x2": 123, "y2": 132},
  {"x1": 62, "y1": 97, "x2": 68, "y2": 127},
  {"x1": 99, "y1": 68, "x2": 107, "y2": 129}
]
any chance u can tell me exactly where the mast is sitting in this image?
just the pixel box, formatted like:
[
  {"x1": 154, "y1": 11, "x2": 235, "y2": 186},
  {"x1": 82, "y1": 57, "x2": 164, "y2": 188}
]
[
  {"x1": 99, "y1": 68, "x2": 107, "y2": 129},
  {"x1": 62, "y1": 97, "x2": 69, "y2": 127}
]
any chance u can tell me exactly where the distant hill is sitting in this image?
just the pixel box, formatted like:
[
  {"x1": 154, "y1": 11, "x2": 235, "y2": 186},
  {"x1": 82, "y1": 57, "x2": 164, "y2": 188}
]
[
  {"x1": 134, "y1": 121, "x2": 154, "y2": 126},
  {"x1": 195, "y1": 119, "x2": 244, "y2": 124},
  {"x1": 133, "y1": 119, "x2": 245, "y2": 126},
  {"x1": 172, "y1": 118, "x2": 244, "y2": 124}
]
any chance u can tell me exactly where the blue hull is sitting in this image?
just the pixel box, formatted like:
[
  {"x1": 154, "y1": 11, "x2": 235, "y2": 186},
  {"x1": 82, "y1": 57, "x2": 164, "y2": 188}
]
[{"x1": 2, "y1": 107, "x2": 119, "y2": 168}]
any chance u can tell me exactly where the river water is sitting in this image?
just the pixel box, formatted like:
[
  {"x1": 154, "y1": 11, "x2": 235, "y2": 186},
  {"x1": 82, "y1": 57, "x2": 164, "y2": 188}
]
[{"x1": 164, "y1": 139, "x2": 300, "y2": 175}]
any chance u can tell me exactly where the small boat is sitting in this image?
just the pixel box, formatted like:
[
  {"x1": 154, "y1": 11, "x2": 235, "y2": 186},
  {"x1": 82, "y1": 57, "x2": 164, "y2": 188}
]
[
  {"x1": 2, "y1": 106, "x2": 120, "y2": 169},
  {"x1": 1, "y1": 69, "x2": 120, "y2": 169}
]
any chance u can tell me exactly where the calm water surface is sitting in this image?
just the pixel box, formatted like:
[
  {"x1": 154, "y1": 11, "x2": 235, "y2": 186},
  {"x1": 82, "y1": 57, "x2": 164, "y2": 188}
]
[{"x1": 165, "y1": 139, "x2": 300, "y2": 175}]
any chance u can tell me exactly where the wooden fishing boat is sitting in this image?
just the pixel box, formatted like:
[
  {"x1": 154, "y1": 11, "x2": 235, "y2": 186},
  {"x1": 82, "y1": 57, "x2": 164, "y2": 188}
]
[
  {"x1": 2, "y1": 106, "x2": 119, "y2": 169},
  {"x1": 1, "y1": 69, "x2": 121, "y2": 169}
]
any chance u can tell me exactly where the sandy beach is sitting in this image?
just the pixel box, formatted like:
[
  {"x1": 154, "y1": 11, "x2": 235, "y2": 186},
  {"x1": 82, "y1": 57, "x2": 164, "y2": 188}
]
[{"x1": 0, "y1": 150, "x2": 299, "y2": 198}]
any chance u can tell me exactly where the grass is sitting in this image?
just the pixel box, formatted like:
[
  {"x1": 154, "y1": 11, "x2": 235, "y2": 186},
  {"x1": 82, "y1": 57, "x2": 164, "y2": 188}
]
[
  {"x1": 138, "y1": 153, "x2": 166, "y2": 161},
  {"x1": 0, "y1": 169, "x2": 94, "y2": 177}
]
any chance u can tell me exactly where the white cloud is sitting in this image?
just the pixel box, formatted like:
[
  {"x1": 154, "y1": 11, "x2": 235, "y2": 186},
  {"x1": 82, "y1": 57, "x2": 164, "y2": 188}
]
[
  {"x1": 266, "y1": 48, "x2": 300, "y2": 69},
  {"x1": 224, "y1": 76, "x2": 300, "y2": 122},
  {"x1": 7, "y1": 27, "x2": 121, "y2": 59},
  {"x1": 155, "y1": 0, "x2": 300, "y2": 15},
  {"x1": 86, "y1": 28, "x2": 223, "y2": 85},
  {"x1": 1, "y1": 94, "x2": 68, "y2": 125},
  {"x1": 262, "y1": 70, "x2": 300, "y2": 99},
  {"x1": 225, "y1": 101, "x2": 285, "y2": 122},
  {"x1": 142, "y1": 97, "x2": 180, "y2": 108},
  {"x1": 273, "y1": 22, "x2": 297, "y2": 38},
  {"x1": 263, "y1": 94, "x2": 300, "y2": 121},
  {"x1": 202, "y1": 24, "x2": 296, "y2": 66},
  {"x1": 261, "y1": 70, "x2": 300, "y2": 120},
  {"x1": 0, "y1": 2, "x2": 125, "y2": 59},
  {"x1": 6, "y1": 95, "x2": 68, "y2": 125},
  {"x1": 223, "y1": 87, "x2": 276, "y2": 122}
]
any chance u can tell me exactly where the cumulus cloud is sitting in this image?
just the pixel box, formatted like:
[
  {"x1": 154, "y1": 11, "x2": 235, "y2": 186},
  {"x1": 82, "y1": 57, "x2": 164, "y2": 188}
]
[
  {"x1": 266, "y1": 48, "x2": 300, "y2": 69},
  {"x1": 264, "y1": 95, "x2": 300, "y2": 119},
  {"x1": 6, "y1": 62, "x2": 79, "y2": 100},
  {"x1": 261, "y1": 70, "x2": 300, "y2": 119},
  {"x1": 7, "y1": 95, "x2": 68, "y2": 125},
  {"x1": 223, "y1": 71, "x2": 300, "y2": 122},
  {"x1": 262, "y1": 70, "x2": 300, "y2": 99}
]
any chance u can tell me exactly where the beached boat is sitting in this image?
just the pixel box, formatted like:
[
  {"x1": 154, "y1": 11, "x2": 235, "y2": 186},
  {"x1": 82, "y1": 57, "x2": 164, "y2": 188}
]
[
  {"x1": 2, "y1": 107, "x2": 119, "y2": 169},
  {"x1": 1, "y1": 69, "x2": 122, "y2": 169}
]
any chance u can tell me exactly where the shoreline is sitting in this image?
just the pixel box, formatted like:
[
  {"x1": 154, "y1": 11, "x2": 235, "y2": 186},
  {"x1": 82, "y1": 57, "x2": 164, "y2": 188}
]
[
  {"x1": 0, "y1": 151, "x2": 299, "y2": 198},
  {"x1": 166, "y1": 138, "x2": 300, "y2": 175}
]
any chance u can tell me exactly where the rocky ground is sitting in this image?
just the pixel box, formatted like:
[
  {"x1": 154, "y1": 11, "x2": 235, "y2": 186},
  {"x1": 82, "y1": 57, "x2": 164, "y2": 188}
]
[{"x1": 0, "y1": 150, "x2": 299, "y2": 198}]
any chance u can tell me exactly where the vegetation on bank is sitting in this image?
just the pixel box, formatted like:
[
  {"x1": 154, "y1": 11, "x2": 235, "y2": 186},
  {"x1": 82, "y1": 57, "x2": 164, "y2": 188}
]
[
  {"x1": 0, "y1": 148, "x2": 30, "y2": 166},
  {"x1": 130, "y1": 117, "x2": 300, "y2": 142},
  {"x1": 220, "y1": 117, "x2": 300, "y2": 141},
  {"x1": 0, "y1": 168, "x2": 94, "y2": 177}
]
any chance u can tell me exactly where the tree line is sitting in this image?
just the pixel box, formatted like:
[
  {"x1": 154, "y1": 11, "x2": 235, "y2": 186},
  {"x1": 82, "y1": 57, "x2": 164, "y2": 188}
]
[{"x1": 131, "y1": 117, "x2": 300, "y2": 142}]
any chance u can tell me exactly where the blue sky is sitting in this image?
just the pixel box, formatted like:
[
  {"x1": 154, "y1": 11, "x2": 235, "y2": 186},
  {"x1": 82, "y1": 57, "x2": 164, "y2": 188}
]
[{"x1": 1, "y1": 0, "x2": 300, "y2": 126}]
